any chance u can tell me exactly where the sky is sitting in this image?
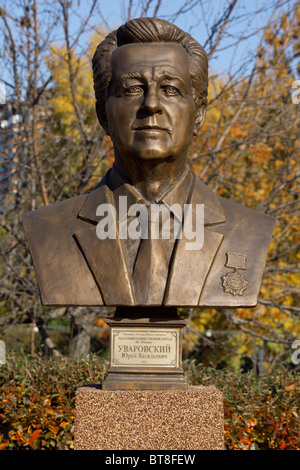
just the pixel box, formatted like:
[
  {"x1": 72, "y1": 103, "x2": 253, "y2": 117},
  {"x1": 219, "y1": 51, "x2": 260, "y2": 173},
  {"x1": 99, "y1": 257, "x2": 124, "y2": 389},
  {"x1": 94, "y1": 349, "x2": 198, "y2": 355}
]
[
  {"x1": 0, "y1": 0, "x2": 297, "y2": 101},
  {"x1": 67, "y1": 0, "x2": 282, "y2": 77}
]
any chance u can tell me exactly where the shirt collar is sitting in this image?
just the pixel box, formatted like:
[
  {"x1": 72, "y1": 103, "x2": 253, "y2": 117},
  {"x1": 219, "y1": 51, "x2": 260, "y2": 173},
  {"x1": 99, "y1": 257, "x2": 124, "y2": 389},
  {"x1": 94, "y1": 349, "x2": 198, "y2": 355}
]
[{"x1": 110, "y1": 164, "x2": 193, "y2": 216}]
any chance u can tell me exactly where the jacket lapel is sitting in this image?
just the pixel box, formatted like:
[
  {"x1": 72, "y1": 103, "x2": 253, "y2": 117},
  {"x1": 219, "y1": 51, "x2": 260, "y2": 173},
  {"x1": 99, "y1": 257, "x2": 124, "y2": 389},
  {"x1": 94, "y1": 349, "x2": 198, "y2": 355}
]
[
  {"x1": 73, "y1": 170, "x2": 227, "y2": 307},
  {"x1": 73, "y1": 174, "x2": 135, "y2": 306},
  {"x1": 164, "y1": 175, "x2": 226, "y2": 306}
]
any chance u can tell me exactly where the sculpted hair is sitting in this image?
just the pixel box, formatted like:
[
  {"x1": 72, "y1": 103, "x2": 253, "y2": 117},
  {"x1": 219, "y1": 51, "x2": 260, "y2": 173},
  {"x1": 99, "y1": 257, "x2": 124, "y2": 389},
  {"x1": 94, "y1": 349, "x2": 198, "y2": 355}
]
[{"x1": 92, "y1": 17, "x2": 208, "y2": 125}]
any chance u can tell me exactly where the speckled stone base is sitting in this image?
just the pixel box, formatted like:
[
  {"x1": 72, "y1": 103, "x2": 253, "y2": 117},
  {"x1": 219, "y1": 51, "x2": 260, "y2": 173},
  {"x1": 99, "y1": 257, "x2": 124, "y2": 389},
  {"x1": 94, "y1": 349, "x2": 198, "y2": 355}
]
[{"x1": 74, "y1": 385, "x2": 224, "y2": 450}]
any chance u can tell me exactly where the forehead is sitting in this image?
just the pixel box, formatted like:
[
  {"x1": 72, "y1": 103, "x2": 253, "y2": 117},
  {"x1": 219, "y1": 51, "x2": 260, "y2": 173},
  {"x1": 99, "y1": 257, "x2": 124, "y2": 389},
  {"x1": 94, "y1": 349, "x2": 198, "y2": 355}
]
[{"x1": 110, "y1": 42, "x2": 191, "y2": 81}]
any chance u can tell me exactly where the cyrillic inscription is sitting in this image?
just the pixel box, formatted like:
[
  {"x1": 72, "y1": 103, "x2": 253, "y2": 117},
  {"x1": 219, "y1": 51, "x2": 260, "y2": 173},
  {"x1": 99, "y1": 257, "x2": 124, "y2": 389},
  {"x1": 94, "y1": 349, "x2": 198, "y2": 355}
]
[{"x1": 110, "y1": 328, "x2": 180, "y2": 368}]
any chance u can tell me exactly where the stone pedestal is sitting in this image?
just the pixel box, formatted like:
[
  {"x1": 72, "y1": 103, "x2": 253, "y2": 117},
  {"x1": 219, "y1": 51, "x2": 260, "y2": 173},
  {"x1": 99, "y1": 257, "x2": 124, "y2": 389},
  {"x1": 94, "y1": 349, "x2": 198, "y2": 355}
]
[{"x1": 74, "y1": 385, "x2": 224, "y2": 450}]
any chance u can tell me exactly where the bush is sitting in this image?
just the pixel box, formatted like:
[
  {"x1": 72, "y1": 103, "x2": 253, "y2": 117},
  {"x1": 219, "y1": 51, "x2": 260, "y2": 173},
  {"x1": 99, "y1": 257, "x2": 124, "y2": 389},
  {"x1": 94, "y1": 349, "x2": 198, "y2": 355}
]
[
  {"x1": 0, "y1": 354, "x2": 298, "y2": 450},
  {"x1": 187, "y1": 361, "x2": 300, "y2": 450},
  {"x1": 0, "y1": 354, "x2": 107, "y2": 450}
]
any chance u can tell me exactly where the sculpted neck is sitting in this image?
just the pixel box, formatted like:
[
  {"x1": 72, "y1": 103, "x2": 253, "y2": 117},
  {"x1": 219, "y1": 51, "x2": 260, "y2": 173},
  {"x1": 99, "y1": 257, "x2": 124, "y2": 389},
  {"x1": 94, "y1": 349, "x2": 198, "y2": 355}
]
[{"x1": 114, "y1": 155, "x2": 187, "y2": 203}]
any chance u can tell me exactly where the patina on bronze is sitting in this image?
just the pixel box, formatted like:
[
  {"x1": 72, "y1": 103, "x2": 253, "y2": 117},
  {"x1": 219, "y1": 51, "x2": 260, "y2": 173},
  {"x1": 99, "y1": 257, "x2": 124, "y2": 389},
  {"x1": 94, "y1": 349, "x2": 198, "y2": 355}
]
[{"x1": 22, "y1": 18, "x2": 275, "y2": 390}]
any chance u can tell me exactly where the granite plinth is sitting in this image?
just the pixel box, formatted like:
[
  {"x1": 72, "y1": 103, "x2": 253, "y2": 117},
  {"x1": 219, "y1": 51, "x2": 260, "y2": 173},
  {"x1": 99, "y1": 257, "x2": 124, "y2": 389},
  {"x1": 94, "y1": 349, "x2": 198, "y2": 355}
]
[{"x1": 74, "y1": 385, "x2": 224, "y2": 450}]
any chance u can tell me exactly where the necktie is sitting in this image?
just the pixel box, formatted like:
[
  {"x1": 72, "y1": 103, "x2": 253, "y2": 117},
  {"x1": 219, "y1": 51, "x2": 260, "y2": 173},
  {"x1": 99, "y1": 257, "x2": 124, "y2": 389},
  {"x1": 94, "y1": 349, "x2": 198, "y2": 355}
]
[{"x1": 132, "y1": 205, "x2": 169, "y2": 305}]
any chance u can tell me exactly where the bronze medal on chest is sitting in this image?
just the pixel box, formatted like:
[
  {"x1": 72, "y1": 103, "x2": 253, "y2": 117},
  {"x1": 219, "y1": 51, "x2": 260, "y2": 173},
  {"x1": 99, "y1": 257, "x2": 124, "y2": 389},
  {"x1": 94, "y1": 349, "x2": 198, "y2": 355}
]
[{"x1": 222, "y1": 252, "x2": 249, "y2": 296}]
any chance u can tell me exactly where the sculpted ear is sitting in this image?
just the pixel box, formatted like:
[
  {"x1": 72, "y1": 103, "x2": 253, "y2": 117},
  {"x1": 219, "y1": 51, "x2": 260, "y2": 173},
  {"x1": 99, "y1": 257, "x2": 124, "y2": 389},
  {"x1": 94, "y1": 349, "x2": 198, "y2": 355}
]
[
  {"x1": 193, "y1": 104, "x2": 207, "y2": 136},
  {"x1": 96, "y1": 101, "x2": 110, "y2": 135}
]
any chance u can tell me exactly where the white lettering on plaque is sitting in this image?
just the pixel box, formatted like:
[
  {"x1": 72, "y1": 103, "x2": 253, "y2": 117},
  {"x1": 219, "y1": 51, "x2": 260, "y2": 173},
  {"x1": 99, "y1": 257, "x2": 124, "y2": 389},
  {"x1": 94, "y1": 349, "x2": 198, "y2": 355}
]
[{"x1": 110, "y1": 328, "x2": 180, "y2": 368}]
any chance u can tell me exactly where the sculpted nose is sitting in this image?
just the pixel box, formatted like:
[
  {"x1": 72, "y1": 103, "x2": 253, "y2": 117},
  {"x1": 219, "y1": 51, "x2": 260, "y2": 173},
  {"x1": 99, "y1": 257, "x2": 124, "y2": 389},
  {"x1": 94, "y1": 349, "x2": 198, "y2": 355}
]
[{"x1": 142, "y1": 86, "x2": 161, "y2": 114}]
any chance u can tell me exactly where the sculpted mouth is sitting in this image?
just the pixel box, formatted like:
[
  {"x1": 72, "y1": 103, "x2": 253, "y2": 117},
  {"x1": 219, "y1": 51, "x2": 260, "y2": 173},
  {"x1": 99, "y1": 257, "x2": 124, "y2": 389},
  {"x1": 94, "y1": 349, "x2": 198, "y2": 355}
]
[{"x1": 134, "y1": 125, "x2": 171, "y2": 133}]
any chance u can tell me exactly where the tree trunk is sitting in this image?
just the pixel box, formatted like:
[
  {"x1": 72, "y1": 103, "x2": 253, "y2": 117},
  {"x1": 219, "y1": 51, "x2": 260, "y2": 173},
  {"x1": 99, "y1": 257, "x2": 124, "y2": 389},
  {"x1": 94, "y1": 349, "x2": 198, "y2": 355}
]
[{"x1": 69, "y1": 308, "x2": 96, "y2": 358}]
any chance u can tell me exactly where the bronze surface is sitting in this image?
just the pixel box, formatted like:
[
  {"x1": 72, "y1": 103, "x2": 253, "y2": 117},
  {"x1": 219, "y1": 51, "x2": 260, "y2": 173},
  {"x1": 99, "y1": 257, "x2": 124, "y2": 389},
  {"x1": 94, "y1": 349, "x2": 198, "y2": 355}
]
[{"x1": 22, "y1": 18, "x2": 275, "y2": 307}]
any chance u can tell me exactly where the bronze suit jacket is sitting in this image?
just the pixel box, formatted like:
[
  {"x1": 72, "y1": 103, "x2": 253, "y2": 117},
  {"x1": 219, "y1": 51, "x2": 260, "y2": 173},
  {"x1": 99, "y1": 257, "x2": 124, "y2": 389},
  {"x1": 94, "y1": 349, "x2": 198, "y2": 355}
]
[{"x1": 22, "y1": 168, "x2": 275, "y2": 308}]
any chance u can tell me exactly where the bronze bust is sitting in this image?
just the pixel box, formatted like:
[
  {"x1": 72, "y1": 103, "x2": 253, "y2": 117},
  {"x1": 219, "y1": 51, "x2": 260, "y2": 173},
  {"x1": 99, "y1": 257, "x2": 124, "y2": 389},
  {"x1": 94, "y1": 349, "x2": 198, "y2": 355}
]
[{"x1": 23, "y1": 17, "x2": 275, "y2": 308}]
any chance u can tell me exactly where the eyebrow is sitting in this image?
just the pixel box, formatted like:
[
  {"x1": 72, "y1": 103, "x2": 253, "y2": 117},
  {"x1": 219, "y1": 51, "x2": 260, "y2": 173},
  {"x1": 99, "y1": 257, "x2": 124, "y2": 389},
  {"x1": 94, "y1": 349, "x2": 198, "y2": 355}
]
[
  {"x1": 160, "y1": 72, "x2": 186, "y2": 83},
  {"x1": 119, "y1": 71, "x2": 186, "y2": 85},
  {"x1": 119, "y1": 72, "x2": 144, "y2": 81}
]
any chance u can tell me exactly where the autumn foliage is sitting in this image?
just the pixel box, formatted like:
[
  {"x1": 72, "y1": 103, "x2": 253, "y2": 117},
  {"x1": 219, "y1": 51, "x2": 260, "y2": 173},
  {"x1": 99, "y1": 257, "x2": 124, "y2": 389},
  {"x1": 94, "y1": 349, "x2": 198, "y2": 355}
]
[
  {"x1": 0, "y1": 355, "x2": 106, "y2": 450},
  {"x1": 0, "y1": 354, "x2": 299, "y2": 450}
]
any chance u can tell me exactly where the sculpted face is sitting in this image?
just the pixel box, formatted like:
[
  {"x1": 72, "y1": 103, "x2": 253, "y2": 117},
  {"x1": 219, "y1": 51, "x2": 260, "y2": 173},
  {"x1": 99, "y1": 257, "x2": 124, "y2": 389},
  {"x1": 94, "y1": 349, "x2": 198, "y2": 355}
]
[{"x1": 104, "y1": 43, "x2": 197, "y2": 164}]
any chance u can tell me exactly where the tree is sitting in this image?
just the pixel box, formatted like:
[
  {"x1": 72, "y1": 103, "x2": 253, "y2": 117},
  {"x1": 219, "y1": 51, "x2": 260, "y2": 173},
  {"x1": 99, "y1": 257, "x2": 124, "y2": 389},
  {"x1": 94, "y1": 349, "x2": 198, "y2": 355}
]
[
  {"x1": 0, "y1": 0, "x2": 110, "y2": 357},
  {"x1": 185, "y1": 2, "x2": 300, "y2": 372}
]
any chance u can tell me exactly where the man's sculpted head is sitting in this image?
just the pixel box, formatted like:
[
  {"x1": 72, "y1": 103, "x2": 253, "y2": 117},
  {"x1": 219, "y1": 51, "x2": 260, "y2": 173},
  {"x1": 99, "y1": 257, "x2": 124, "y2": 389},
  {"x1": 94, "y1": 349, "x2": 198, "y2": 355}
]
[{"x1": 92, "y1": 17, "x2": 208, "y2": 136}]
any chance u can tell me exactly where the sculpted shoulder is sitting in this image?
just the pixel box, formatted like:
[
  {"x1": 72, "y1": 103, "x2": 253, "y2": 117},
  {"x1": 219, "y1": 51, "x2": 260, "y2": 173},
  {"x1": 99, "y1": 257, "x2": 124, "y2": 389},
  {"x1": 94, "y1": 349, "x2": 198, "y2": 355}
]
[
  {"x1": 198, "y1": 190, "x2": 276, "y2": 307},
  {"x1": 22, "y1": 170, "x2": 111, "y2": 231},
  {"x1": 22, "y1": 193, "x2": 88, "y2": 230},
  {"x1": 217, "y1": 192, "x2": 275, "y2": 230},
  {"x1": 22, "y1": 189, "x2": 107, "y2": 307}
]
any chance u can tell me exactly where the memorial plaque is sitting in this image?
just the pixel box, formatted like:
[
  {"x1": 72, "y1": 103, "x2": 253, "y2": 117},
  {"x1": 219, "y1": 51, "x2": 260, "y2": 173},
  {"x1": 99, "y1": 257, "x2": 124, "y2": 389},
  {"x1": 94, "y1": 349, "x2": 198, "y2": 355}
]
[
  {"x1": 110, "y1": 328, "x2": 180, "y2": 368},
  {"x1": 101, "y1": 310, "x2": 188, "y2": 390}
]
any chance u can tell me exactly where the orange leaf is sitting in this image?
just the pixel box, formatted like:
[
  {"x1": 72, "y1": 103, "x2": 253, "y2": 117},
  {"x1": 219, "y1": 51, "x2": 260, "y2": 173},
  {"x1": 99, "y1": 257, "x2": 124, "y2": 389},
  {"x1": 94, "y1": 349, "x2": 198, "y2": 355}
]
[
  {"x1": 30, "y1": 429, "x2": 42, "y2": 441},
  {"x1": 15, "y1": 431, "x2": 26, "y2": 443},
  {"x1": 285, "y1": 383, "x2": 295, "y2": 392},
  {"x1": 59, "y1": 421, "x2": 69, "y2": 429},
  {"x1": 49, "y1": 425, "x2": 60, "y2": 435},
  {"x1": 242, "y1": 437, "x2": 252, "y2": 446}
]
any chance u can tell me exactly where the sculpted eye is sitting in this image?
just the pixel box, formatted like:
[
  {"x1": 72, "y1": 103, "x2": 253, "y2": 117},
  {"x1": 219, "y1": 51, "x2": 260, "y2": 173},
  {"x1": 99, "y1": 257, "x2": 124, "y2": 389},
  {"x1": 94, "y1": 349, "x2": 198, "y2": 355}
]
[
  {"x1": 125, "y1": 85, "x2": 143, "y2": 95},
  {"x1": 162, "y1": 85, "x2": 180, "y2": 96}
]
